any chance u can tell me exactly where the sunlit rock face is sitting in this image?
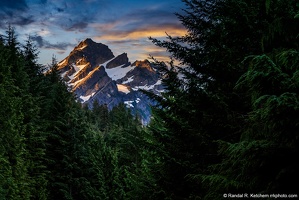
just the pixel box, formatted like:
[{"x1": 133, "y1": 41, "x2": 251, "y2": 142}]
[
  {"x1": 69, "y1": 38, "x2": 114, "y2": 66},
  {"x1": 57, "y1": 38, "x2": 164, "y2": 124}
]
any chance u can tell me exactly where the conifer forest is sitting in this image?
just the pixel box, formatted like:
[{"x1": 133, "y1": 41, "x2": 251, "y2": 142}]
[{"x1": 0, "y1": 0, "x2": 298, "y2": 199}]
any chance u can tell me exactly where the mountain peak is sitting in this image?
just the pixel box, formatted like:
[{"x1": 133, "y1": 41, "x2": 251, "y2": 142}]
[
  {"x1": 57, "y1": 40, "x2": 163, "y2": 124},
  {"x1": 82, "y1": 38, "x2": 96, "y2": 46},
  {"x1": 84, "y1": 38, "x2": 93, "y2": 42},
  {"x1": 106, "y1": 52, "x2": 130, "y2": 69},
  {"x1": 75, "y1": 38, "x2": 101, "y2": 51},
  {"x1": 67, "y1": 39, "x2": 114, "y2": 66},
  {"x1": 132, "y1": 59, "x2": 154, "y2": 72}
]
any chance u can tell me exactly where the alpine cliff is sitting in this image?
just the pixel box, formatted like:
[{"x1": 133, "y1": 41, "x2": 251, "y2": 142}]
[{"x1": 57, "y1": 38, "x2": 163, "y2": 124}]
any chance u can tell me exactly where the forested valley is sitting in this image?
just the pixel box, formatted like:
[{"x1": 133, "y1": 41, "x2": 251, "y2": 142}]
[{"x1": 0, "y1": 0, "x2": 298, "y2": 199}]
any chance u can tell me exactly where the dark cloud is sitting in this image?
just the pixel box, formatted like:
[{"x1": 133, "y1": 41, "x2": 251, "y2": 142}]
[
  {"x1": 121, "y1": 9, "x2": 181, "y2": 30},
  {"x1": 0, "y1": 15, "x2": 34, "y2": 29},
  {"x1": 147, "y1": 50, "x2": 169, "y2": 57},
  {"x1": 46, "y1": 42, "x2": 73, "y2": 50},
  {"x1": 38, "y1": 1, "x2": 105, "y2": 32},
  {"x1": 109, "y1": 39, "x2": 140, "y2": 45},
  {"x1": 0, "y1": 0, "x2": 32, "y2": 28},
  {"x1": 13, "y1": 16, "x2": 35, "y2": 26},
  {"x1": 31, "y1": 35, "x2": 75, "y2": 50},
  {"x1": 67, "y1": 22, "x2": 89, "y2": 32},
  {"x1": 0, "y1": 0, "x2": 28, "y2": 11},
  {"x1": 0, "y1": 0, "x2": 185, "y2": 65},
  {"x1": 31, "y1": 35, "x2": 44, "y2": 48},
  {"x1": 95, "y1": 21, "x2": 185, "y2": 42},
  {"x1": 57, "y1": 51, "x2": 66, "y2": 55},
  {"x1": 93, "y1": 5, "x2": 184, "y2": 40},
  {"x1": 40, "y1": 0, "x2": 48, "y2": 4},
  {"x1": 145, "y1": 50, "x2": 171, "y2": 62},
  {"x1": 56, "y1": 7, "x2": 65, "y2": 12},
  {"x1": 0, "y1": 0, "x2": 96, "y2": 30}
]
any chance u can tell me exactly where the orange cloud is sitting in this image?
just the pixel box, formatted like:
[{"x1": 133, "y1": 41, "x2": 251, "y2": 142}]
[
  {"x1": 94, "y1": 24, "x2": 186, "y2": 41},
  {"x1": 117, "y1": 42, "x2": 172, "y2": 63},
  {"x1": 90, "y1": 21, "x2": 186, "y2": 63}
]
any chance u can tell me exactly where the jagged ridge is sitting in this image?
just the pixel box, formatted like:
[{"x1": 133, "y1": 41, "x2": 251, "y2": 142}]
[{"x1": 57, "y1": 38, "x2": 164, "y2": 124}]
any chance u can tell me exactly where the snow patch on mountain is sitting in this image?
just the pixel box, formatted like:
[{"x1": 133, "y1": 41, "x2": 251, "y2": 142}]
[
  {"x1": 135, "y1": 98, "x2": 141, "y2": 103},
  {"x1": 56, "y1": 38, "x2": 164, "y2": 124},
  {"x1": 80, "y1": 92, "x2": 95, "y2": 103},
  {"x1": 132, "y1": 79, "x2": 163, "y2": 91},
  {"x1": 68, "y1": 63, "x2": 89, "y2": 80},
  {"x1": 124, "y1": 100, "x2": 134, "y2": 108},
  {"x1": 122, "y1": 76, "x2": 134, "y2": 84},
  {"x1": 105, "y1": 64, "x2": 134, "y2": 81},
  {"x1": 117, "y1": 84, "x2": 130, "y2": 94}
]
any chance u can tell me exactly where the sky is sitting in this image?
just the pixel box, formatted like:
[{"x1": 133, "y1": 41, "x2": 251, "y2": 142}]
[{"x1": 0, "y1": 0, "x2": 186, "y2": 65}]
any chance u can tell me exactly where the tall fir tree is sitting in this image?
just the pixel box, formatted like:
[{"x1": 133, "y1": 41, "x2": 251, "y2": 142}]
[
  {"x1": 21, "y1": 35, "x2": 48, "y2": 200},
  {"x1": 0, "y1": 26, "x2": 32, "y2": 200},
  {"x1": 201, "y1": 1, "x2": 299, "y2": 197},
  {"x1": 147, "y1": 0, "x2": 299, "y2": 199}
]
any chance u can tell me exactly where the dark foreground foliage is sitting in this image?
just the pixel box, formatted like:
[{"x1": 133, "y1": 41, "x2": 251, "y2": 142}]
[{"x1": 0, "y1": 0, "x2": 298, "y2": 199}]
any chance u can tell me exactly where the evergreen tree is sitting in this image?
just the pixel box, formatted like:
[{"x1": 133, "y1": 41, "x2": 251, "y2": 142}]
[
  {"x1": 21, "y1": 36, "x2": 48, "y2": 200},
  {"x1": 148, "y1": 0, "x2": 299, "y2": 199},
  {"x1": 206, "y1": 50, "x2": 299, "y2": 196},
  {"x1": 40, "y1": 62, "x2": 114, "y2": 199},
  {"x1": 0, "y1": 27, "x2": 31, "y2": 200},
  {"x1": 0, "y1": 24, "x2": 168, "y2": 199},
  {"x1": 199, "y1": 1, "x2": 299, "y2": 198},
  {"x1": 89, "y1": 103, "x2": 160, "y2": 199},
  {"x1": 22, "y1": 36, "x2": 45, "y2": 95},
  {"x1": 40, "y1": 63, "x2": 78, "y2": 199},
  {"x1": 90, "y1": 100, "x2": 109, "y2": 131},
  {"x1": 2, "y1": 25, "x2": 29, "y2": 91}
]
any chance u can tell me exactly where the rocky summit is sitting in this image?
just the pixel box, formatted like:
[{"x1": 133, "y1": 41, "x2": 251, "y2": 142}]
[{"x1": 57, "y1": 38, "x2": 164, "y2": 124}]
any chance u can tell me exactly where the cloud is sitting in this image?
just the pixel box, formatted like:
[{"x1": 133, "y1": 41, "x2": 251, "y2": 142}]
[
  {"x1": 13, "y1": 16, "x2": 35, "y2": 26},
  {"x1": 66, "y1": 22, "x2": 89, "y2": 32},
  {"x1": 107, "y1": 39, "x2": 140, "y2": 45},
  {"x1": 0, "y1": 0, "x2": 29, "y2": 28},
  {"x1": 0, "y1": 0, "x2": 185, "y2": 65},
  {"x1": 31, "y1": 35, "x2": 44, "y2": 47},
  {"x1": 31, "y1": 35, "x2": 75, "y2": 50},
  {"x1": 0, "y1": 1, "x2": 47, "y2": 29},
  {"x1": 90, "y1": 4, "x2": 185, "y2": 62},
  {"x1": 92, "y1": 6, "x2": 186, "y2": 42},
  {"x1": 119, "y1": 6, "x2": 182, "y2": 29},
  {"x1": 56, "y1": 51, "x2": 67, "y2": 55},
  {"x1": 95, "y1": 23, "x2": 186, "y2": 41},
  {"x1": 0, "y1": 0, "x2": 106, "y2": 31},
  {"x1": 0, "y1": 16, "x2": 35, "y2": 29},
  {"x1": 47, "y1": 0, "x2": 108, "y2": 31},
  {"x1": 133, "y1": 43, "x2": 172, "y2": 62},
  {"x1": 39, "y1": 0, "x2": 48, "y2": 4},
  {"x1": 0, "y1": 0, "x2": 28, "y2": 12}
]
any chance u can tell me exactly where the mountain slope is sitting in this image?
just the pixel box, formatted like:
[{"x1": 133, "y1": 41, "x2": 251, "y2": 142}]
[{"x1": 57, "y1": 38, "x2": 163, "y2": 124}]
